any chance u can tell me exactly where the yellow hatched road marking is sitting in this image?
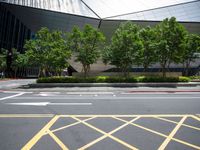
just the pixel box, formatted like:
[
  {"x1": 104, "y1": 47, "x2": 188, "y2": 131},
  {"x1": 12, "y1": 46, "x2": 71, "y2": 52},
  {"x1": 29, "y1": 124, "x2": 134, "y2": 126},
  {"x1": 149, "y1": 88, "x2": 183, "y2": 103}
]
[
  {"x1": 47, "y1": 130, "x2": 69, "y2": 150},
  {"x1": 48, "y1": 117, "x2": 96, "y2": 135},
  {"x1": 60, "y1": 114, "x2": 193, "y2": 118},
  {"x1": 158, "y1": 116, "x2": 187, "y2": 150},
  {"x1": 0, "y1": 114, "x2": 195, "y2": 118},
  {"x1": 21, "y1": 115, "x2": 59, "y2": 150},
  {"x1": 78, "y1": 116, "x2": 140, "y2": 150},
  {"x1": 114, "y1": 116, "x2": 200, "y2": 150},
  {"x1": 155, "y1": 117, "x2": 200, "y2": 131},
  {"x1": 114, "y1": 117, "x2": 167, "y2": 136},
  {"x1": 172, "y1": 138, "x2": 200, "y2": 149},
  {"x1": 0, "y1": 114, "x2": 198, "y2": 149},
  {"x1": 72, "y1": 116, "x2": 139, "y2": 150},
  {"x1": 191, "y1": 115, "x2": 200, "y2": 121}
]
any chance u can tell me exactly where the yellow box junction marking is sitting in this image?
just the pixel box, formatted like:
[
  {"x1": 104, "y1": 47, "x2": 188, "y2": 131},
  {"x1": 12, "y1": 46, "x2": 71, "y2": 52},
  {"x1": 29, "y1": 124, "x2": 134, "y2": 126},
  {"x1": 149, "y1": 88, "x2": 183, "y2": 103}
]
[
  {"x1": 155, "y1": 117, "x2": 200, "y2": 131},
  {"x1": 158, "y1": 116, "x2": 187, "y2": 150},
  {"x1": 0, "y1": 114, "x2": 199, "y2": 150},
  {"x1": 49, "y1": 117, "x2": 96, "y2": 134},
  {"x1": 21, "y1": 115, "x2": 59, "y2": 150},
  {"x1": 47, "y1": 130, "x2": 69, "y2": 150},
  {"x1": 114, "y1": 116, "x2": 200, "y2": 149},
  {"x1": 77, "y1": 116, "x2": 140, "y2": 150}
]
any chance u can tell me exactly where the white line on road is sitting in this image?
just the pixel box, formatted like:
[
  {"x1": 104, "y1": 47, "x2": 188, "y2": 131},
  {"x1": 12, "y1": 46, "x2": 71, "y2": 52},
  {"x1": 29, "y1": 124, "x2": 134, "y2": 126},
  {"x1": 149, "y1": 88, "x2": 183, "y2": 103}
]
[
  {"x1": 49, "y1": 103, "x2": 92, "y2": 106},
  {"x1": 40, "y1": 92, "x2": 61, "y2": 94},
  {"x1": 5, "y1": 91, "x2": 32, "y2": 94},
  {"x1": 5, "y1": 102, "x2": 92, "y2": 106},
  {"x1": 66, "y1": 92, "x2": 114, "y2": 95},
  {"x1": 0, "y1": 92, "x2": 25, "y2": 101}
]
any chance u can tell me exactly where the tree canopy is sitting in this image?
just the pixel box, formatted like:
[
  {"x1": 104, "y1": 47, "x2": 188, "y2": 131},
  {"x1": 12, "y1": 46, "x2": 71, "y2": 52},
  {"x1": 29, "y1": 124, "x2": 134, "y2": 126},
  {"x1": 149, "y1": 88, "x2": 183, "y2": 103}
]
[
  {"x1": 68, "y1": 24, "x2": 105, "y2": 77},
  {"x1": 155, "y1": 17, "x2": 187, "y2": 77},
  {"x1": 139, "y1": 26, "x2": 157, "y2": 71},
  {"x1": 0, "y1": 48, "x2": 7, "y2": 72},
  {"x1": 182, "y1": 34, "x2": 200, "y2": 76},
  {"x1": 23, "y1": 27, "x2": 71, "y2": 77},
  {"x1": 102, "y1": 21, "x2": 143, "y2": 76}
]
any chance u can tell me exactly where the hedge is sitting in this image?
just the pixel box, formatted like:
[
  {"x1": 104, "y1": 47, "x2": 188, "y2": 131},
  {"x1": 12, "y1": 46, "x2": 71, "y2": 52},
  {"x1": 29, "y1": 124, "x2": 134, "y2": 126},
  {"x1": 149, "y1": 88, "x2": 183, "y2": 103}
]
[
  {"x1": 189, "y1": 76, "x2": 200, "y2": 80},
  {"x1": 37, "y1": 76, "x2": 190, "y2": 83}
]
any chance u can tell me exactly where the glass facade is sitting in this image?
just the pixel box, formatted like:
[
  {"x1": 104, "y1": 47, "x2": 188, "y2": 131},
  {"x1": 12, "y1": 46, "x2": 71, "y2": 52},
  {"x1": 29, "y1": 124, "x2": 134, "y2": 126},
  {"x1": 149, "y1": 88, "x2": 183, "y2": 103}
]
[
  {"x1": 0, "y1": 0, "x2": 99, "y2": 18},
  {"x1": 1, "y1": 0, "x2": 199, "y2": 21},
  {"x1": 107, "y1": 1, "x2": 200, "y2": 22},
  {"x1": 0, "y1": 3, "x2": 31, "y2": 53},
  {"x1": 83, "y1": 0, "x2": 196, "y2": 19}
]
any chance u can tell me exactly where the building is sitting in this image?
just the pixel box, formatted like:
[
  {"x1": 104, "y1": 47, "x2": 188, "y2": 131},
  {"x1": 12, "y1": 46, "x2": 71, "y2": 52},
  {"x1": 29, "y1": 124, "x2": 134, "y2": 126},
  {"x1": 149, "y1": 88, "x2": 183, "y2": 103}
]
[{"x1": 0, "y1": 0, "x2": 200, "y2": 76}]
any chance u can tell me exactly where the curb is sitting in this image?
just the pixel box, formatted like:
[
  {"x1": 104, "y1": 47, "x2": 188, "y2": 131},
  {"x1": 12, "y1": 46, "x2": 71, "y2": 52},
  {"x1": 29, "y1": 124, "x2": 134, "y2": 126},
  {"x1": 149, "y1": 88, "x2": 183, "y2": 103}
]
[{"x1": 28, "y1": 82, "x2": 200, "y2": 88}]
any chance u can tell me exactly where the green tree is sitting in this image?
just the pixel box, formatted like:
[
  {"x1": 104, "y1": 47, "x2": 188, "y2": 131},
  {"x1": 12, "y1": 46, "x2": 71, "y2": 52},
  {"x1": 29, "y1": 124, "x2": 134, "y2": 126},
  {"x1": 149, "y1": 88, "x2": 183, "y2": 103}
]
[
  {"x1": 68, "y1": 24, "x2": 105, "y2": 77},
  {"x1": 10, "y1": 48, "x2": 20, "y2": 77},
  {"x1": 102, "y1": 21, "x2": 143, "y2": 77},
  {"x1": 0, "y1": 48, "x2": 21, "y2": 78},
  {"x1": 24, "y1": 27, "x2": 71, "y2": 77},
  {"x1": 155, "y1": 17, "x2": 187, "y2": 77},
  {"x1": 182, "y1": 34, "x2": 200, "y2": 76},
  {"x1": 139, "y1": 26, "x2": 157, "y2": 71},
  {"x1": 0, "y1": 48, "x2": 7, "y2": 77}
]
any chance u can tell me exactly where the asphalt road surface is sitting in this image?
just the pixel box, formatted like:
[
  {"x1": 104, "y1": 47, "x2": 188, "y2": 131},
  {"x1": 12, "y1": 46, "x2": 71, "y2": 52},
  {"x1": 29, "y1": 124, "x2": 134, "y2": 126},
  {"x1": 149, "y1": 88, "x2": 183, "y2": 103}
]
[{"x1": 0, "y1": 89, "x2": 200, "y2": 150}]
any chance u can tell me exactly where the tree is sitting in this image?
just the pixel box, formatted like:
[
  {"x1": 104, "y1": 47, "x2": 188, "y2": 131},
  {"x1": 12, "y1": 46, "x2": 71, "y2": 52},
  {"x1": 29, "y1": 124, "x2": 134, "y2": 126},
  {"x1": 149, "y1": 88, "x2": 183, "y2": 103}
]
[
  {"x1": 182, "y1": 34, "x2": 200, "y2": 76},
  {"x1": 102, "y1": 21, "x2": 143, "y2": 77},
  {"x1": 0, "y1": 48, "x2": 7, "y2": 77},
  {"x1": 155, "y1": 17, "x2": 187, "y2": 77},
  {"x1": 68, "y1": 24, "x2": 105, "y2": 77},
  {"x1": 46, "y1": 31, "x2": 71, "y2": 75},
  {"x1": 10, "y1": 48, "x2": 20, "y2": 77},
  {"x1": 24, "y1": 27, "x2": 71, "y2": 77},
  {"x1": 139, "y1": 26, "x2": 157, "y2": 72},
  {"x1": 0, "y1": 48, "x2": 21, "y2": 78}
]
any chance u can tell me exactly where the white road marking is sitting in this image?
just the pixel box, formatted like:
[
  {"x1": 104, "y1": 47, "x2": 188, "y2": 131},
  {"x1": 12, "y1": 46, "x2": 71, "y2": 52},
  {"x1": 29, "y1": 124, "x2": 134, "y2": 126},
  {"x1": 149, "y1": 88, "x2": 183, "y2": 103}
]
[
  {"x1": 0, "y1": 90, "x2": 32, "y2": 94},
  {"x1": 0, "y1": 92, "x2": 25, "y2": 101},
  {"x1": 40, "y1": 92, "x2": 60, "y2": 94},
  {"x1": 38, "y1": 92, "x2": 61, "y2": 96},
  {"x1": 66, "y1": 92, "x2": 113, "y2": 95},
  {"x1": 5, "y1": 102, "x2": 92, "y2": 106}
]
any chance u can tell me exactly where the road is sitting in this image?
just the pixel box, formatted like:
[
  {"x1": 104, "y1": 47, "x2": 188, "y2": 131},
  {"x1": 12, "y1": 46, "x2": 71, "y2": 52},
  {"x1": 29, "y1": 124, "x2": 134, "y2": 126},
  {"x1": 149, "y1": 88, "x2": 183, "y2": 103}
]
[{"x1": 0, "y1": 79, "x2": 200, "y2": 150}]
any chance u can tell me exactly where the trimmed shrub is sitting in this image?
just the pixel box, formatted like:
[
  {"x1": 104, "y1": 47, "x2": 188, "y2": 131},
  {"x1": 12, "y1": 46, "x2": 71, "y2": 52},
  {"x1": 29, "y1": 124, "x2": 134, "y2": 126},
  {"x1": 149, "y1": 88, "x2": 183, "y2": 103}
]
[
  {"x1": 37, "y1": 76, "x2": 190, "y2": 83},
  {"x1": 189, "y1": 76, "x2": 200, "y2": 80},
  {"x1": 138, "y1": 76, "x2": 190, "y2": 82},
  {"x1": 179, "y1": 76, "x2": 191, "y2": 82}
]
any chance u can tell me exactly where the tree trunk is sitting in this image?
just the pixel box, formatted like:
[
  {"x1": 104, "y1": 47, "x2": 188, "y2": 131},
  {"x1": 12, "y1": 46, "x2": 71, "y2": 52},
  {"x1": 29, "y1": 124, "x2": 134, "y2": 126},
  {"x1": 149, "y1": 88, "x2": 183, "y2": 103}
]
[
  {"x1": 38, "y1": 68, "x2": 43, "y2": 78},
  {"x1": 14, "y1": 68, "x2": 17, "y2": 78},
  {"x1": 185, "y1": 60, "x2": 190, "y2": 76},
  {"x1": 143, "y1": 64, "x2": 148, "y2": 72},
  {"x1": 83, "y1": 64, "x2": 89, "y2": 78},
  {"x1": 122, "y1": 67, "x2": 129, "y2": 78},
  {"x1": 161, "y1": 63, "x2": 166, "y2": 78}
]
